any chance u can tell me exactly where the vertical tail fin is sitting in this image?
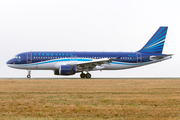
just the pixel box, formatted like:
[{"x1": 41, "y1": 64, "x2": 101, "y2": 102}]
[{"x1": 138, "y1": 26, "x2": 168, "y2": 54}]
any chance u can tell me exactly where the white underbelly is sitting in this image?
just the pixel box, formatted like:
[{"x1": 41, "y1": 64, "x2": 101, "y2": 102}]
[{"x1": 102, "y1": 63, "x2": 138, "y2": 70}]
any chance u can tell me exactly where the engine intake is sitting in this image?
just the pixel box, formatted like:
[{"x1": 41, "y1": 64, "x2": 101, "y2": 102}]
[{"x1": 54, "y1": 65, "x2": 76, "y2": 75}]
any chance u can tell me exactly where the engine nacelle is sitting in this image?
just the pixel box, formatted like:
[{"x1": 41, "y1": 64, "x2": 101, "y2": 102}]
[{"x1": 54, "y1": 65, "x2": 76, "y2": 75}]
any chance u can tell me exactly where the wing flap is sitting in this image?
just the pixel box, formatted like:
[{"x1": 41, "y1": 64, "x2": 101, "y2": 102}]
[{"x1": 76, "y1": 58, "x2": 114, "y2": 71}]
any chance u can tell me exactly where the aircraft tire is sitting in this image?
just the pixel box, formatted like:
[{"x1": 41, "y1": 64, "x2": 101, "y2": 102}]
[
  {"x1": 27, "y1": 75, "x2": 31, "y2": 78},
  {"x1": 80, "y1": 73, "x2": 86, "y2": 78},
  {"x1": 86, "y1": 73, "x2": 91, "y2": 79}
]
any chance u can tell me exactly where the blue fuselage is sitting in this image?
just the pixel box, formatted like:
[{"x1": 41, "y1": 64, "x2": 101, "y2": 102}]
[{"x1": 6, "y1": 51, "x2": 167, "y2": 70}]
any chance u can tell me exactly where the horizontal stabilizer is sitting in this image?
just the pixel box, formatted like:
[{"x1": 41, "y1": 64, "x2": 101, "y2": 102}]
[{"x1": 150, "y1": 54, "x2": 173, "y2": 60}]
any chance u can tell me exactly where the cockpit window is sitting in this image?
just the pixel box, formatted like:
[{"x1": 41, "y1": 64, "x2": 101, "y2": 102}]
[{"x1": 14, "y1": 56, "x2": 21, "y2": 59}]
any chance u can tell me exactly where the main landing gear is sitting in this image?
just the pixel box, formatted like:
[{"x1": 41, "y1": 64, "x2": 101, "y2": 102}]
[
  {"x1": 27, "y1": 70, "x2": 31, "y2": 78},
  {"x1": 80, "y1": 72, "x2": 91, "y2": 79}
]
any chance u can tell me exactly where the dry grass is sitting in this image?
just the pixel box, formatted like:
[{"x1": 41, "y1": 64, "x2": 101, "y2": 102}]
[{"x1": 0, "y1": 79, "x2": 180, "y2": 120}]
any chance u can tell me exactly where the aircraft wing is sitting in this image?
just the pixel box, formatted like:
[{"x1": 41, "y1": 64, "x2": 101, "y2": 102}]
[{"x1": 75, "y1": 58, "x2": 115, "y2": 71}]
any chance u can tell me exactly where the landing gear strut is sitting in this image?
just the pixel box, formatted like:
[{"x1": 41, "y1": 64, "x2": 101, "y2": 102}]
[
  {"x1": 80, "y1": 72, "x2": 91, "y2": 79},
  {"x1": 27, "y1": 70, "x2": 31, "y2": 78}
]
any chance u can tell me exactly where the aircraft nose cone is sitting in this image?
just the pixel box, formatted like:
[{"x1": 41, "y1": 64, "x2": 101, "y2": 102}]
[{"x1": 6, "y1": 59, "x2": 13, "y2": 64}]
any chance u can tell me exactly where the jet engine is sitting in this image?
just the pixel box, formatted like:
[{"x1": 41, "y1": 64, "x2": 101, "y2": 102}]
[{"x1": 54, "y1": 65, "x2": 76, "y2": 75}]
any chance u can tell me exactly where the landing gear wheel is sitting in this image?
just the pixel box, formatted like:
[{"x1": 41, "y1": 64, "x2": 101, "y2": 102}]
[
  {"x1": 86, "y1": 73, "x2": 91, "y2": 79},
  {"x1": 80, "y1": 73, "x2": 86, "y2": 78},
  {"x1": 27, "y1": 70, "x2": 31, "y2": 79},
  {"x1": 27, "y1": 75, "x2": 31, "y2": 78}
]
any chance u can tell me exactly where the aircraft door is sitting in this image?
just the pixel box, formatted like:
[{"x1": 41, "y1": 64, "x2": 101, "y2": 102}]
[
  {"x1": 70, "y1": 55, "x2": 77, "y2": 61},
  {"x1": 136, "y1": 53, "x2": 142, "y2": 63},
  {"x1": 27, "y1": 53, "x2": 32, "y2": 63}
]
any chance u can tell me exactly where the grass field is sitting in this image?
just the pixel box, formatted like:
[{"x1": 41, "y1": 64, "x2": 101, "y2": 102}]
[{"x1": 0, "y1": 79, "x2": 180, "y2": 120}]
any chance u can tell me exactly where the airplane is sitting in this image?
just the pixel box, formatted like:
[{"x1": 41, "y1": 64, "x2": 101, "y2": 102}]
[{"x1": 6, "y1": 26, "x2": 173, "y2": 78}]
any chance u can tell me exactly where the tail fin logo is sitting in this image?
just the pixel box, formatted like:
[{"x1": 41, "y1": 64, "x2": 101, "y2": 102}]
[{"x1": 139, "y1": 27, "x2": 168, "y2": 53}]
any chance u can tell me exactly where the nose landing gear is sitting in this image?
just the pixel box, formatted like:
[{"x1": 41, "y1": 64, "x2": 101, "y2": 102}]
[
  {"x1": 80, "y1": 72, "x2": 91, "y2": 79},
  {"x1": 27, "y1": 70, "x2": 31, "y2": 78}
]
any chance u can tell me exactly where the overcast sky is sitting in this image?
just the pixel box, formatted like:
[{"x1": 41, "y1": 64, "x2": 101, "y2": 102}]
[{"x1": 0, "y1": 0, "x2": 179, "y2": 78}]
